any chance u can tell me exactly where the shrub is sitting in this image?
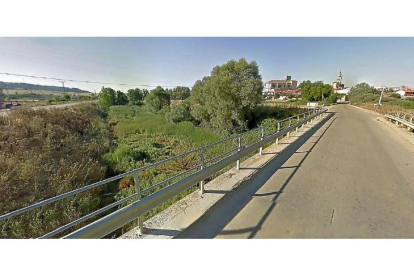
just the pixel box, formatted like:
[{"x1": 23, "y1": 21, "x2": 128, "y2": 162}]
[
  {"x1": 390, "y1": 93, "x2": 401, "y2": 99},
  {"x1": 119, "y1": 178, "x2": 133, "y2": 190},
  {"x1": 0, "y1": 104, "x2": 113, "y2": 238},
  {"x1": 165, "y1": 104, "x2": 192, "y2": 123}
]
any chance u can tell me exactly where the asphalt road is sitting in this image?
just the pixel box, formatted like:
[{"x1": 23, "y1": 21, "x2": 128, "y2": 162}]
[
  {"x1": 0, "y1": 100, "x2": 97, "y2": 115},
  {"x1": 178, "y1": 104, "x2": 414, "y2": 238}
]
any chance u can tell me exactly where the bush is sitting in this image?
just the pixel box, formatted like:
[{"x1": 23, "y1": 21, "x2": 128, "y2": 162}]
[
  {"x1": 390, "y1": 93, "x2": 401, "y2": 99},
  {"x1": 165, "y1": 105, "x2": 192, "y2": 123},
  {"x1": 325, "y1": 93, "x2": 340, "y2": 104},
  {"x1": 0, "y1": 104, "x2": 113, "y2": 238}
]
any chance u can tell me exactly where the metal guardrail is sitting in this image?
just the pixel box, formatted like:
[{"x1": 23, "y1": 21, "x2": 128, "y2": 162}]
[
  {"x1": 0, "y1": 107, "x2": 327, "y2": 239},
  {"x1": 385, "y1": 112, "x2": 414, "y2": 130}
]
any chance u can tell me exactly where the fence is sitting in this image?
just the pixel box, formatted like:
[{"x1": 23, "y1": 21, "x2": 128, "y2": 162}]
[{"x1": 0, "y1": 107, "x2": 327, "y2": 239}]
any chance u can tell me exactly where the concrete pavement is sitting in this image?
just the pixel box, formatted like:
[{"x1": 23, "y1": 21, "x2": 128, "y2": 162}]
[{"x1": 178, "y1": 104, "x2": 414, "y2": 238}]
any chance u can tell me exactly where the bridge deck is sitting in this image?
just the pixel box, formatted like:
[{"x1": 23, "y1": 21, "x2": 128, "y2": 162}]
[{"x1": 178, "y1": 105, "x2": 414, "y2": 238}]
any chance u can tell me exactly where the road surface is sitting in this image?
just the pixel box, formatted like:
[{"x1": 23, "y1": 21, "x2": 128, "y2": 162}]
[
  {"x1": 0, "y1": 100, "x2": 97, "y2": 115},
  {"x1": 178, "y1": 104, "x2": 414, "y2": 238}
]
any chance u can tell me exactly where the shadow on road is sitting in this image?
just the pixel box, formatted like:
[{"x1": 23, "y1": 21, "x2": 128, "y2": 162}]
[{"x1": 175, "y1": 112, "x2": 337, "y2": 239}]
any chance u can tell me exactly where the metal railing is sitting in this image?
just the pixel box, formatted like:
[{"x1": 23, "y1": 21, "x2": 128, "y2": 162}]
[
  {"x1": 385, "y1": 112, "x2": 414, "y2": 130},
  {"x1": 0, "y1": 107, "x2": 327, "y2": 239}
]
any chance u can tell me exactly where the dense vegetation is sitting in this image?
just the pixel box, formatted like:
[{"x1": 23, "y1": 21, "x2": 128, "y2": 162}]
[
  {"x1": 1, "y1": 58, "x2": 308, "y2": 238},
  {"x1": 297, "y1": 80, "x2": 339, "y2": 104},
  {"x1": 165, "y1": 86, "x2": 191, "y2": 100},
  {"x1": 349, "y1": 82, "x2": 414, "y2": 111},
  {"x1": 98, "y1": 87, "x2": 129, "y2": 111},
  {"x1": 0, "y1": 104, "x2": 113, "y2": 238},
  {"x1": 190, "y1": 58, "x2": 264, "y2": 134}
]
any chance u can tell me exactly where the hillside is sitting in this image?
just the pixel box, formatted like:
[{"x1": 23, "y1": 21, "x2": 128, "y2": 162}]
[{"x1": 0, "y1": 81, "x2": 90, "y2": 94}]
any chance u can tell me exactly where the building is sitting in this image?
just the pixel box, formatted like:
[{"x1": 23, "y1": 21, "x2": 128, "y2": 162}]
[
  {"x1": 396, "y1": 89, "x2": 414, "y2": 98},
  {"x1": 335, "y1": 87, "x2": 350, "y2": 95},
  {"x1": 406, "y1": 90, "x2": 414, "y2": 97},
  {"x1": 264, "y1": 75, "x2": 298, "y2": 92},
  {"x1": 332, "y1": 70, "x2": 344, "y2": 89}
]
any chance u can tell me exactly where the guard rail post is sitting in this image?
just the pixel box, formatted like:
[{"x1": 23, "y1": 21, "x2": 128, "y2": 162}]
[
  {"x1": 287, "y1": 118, "x2": 291, "y2": 138},
  {"x1": 276, "y1": 121, "x2": 280, "y2": 145},
  {"x1": 199, "y1": 147, "x2": 205, "y2": 194},
  {"x1": 133, "y1": 170, "x2": 144, "y2": 235},
  {"x1": 296, "y1": 115, "x2": 299, "y2": 132},
  {"x1": 236, "y1": 135, "x2": 241, "y2": 170},
  {"x1": 259, "y1": 126, "x2": 264, "y2": 155},
  {"x1": 302, "y1": 113, "x2": 305, "y2": 129}
]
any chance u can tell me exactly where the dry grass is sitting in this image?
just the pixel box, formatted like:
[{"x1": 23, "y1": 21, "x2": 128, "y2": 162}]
[
  {"x1": 359, "y1": 103, "x2": 413, "y2": 116},
  {"x1": 0, "y1": 104, "x2": 113, "y2": 238}
]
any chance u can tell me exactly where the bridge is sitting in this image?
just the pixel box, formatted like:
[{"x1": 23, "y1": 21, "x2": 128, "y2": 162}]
[
  {"x1": 2, "y1": 104, "x2": 414, "y2": 238},
  {"x1": 178, "y1": 104, "x2": 414, "y2": 238}
]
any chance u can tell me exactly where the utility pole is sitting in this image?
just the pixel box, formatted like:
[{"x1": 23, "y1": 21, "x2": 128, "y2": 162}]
[
  {"x1": 60, "y1": 81, "x2": 66, "y2": 94},
  {"x1": 378, "y1": 87, "x2": 385, "y2": 107}
]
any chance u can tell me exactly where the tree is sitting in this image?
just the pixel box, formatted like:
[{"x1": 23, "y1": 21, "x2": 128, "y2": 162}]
[
  {"x1": 190, "y1": 58, "x2": 263, "y2": 134},
  {"x1": 165, "y1": 104, "x2": 192, "y2": 123},
  {"x1": 170, "y1": 86, "x2": 191, "y2": 100},
  {"x1": 127, "y1": 88, "x2": 144, "y2": 105},
  {"x1": 116, "y1": 90, "x2": 128, "y2": 105},
  {"x1": 142, "y1": 89, "x2": 149, "y2": 98},
  {"x1": 63, "y1": 93, "x2": 71, "y2": 101},
  {"x1": 145, "y1": 86, "x2": 171, "y2": 112},
  {"x1": 349, "y1": 82, "x2": 375, "y2": 96},
  {"x1": 98, "y1": 87, "x2": 116, "y2": 111},
  {"x1": 298, "y1": 80, "x2": 333, "y2": 101}
]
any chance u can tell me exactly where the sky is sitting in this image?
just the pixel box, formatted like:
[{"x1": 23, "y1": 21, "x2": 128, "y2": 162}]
[{"x1": 0, "y1": 37, "x2": 413, "y2": 92}]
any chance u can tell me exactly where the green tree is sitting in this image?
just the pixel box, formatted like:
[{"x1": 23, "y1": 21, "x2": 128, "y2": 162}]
[
  {"x1": 142, "y1": 89, "x2": 149, "y2": 98},
  {"x1": 190, "y1": 58, "x2": 263, "y2": 134},
  {"x1": 98, "y1": 87, "x2": 116, "y2": 111},
  {"x1": 170, "y1": 86, "x2": 191, "y2": 100},
  {"x1": 127, "y1": 88, "x2": 144, "y2": 105},
  {"x1": 350, "y1": 82, "x2": 375, "y2": 96},
  {"x1": 116, "y1": 90, "x2": 128, "y2": 105},
  {"x1": 63, "y1": 93, "x2": 71, "y2": 101},
  {"x1": 298, "y1": 80, "x2": 333, "y2": 101},
  {"x1": 165, "y1": 103, "x2": 192, "y2": 123},
  {"x1": 145, "y1": 86, "x2": 171, "y2": 113}
]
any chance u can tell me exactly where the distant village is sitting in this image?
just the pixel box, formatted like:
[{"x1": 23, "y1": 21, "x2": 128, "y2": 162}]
[{"x1": 262, "y1": 71, "x2": 414, "y2": 100}]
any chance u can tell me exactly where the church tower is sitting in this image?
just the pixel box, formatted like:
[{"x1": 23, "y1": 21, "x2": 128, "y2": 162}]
[{"x1": 332, "y1": 70, "x2": 344, "y2": 89}]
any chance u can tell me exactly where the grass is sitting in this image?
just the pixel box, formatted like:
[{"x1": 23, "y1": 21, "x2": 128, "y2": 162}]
[
  {"x1": 350, "y1": 94, "x2": 414, "y2": 114},
  {"x1": 105, "y1": 104, "x2": 308, "y2": 236},
  {"x1": 110, "y1": 106, "x2": 221, "y2": 147}
]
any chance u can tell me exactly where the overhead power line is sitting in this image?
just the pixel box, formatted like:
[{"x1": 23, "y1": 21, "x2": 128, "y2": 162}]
[
  {"x1": 0, "y1": 72, "x2": 189, "y2": 88},
  {"x1": 14, "y1": 41, "x2": 131, "y2": 71},
  {"x1": 0, "y1": 51, "x2": 138, "y2": 78}
]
